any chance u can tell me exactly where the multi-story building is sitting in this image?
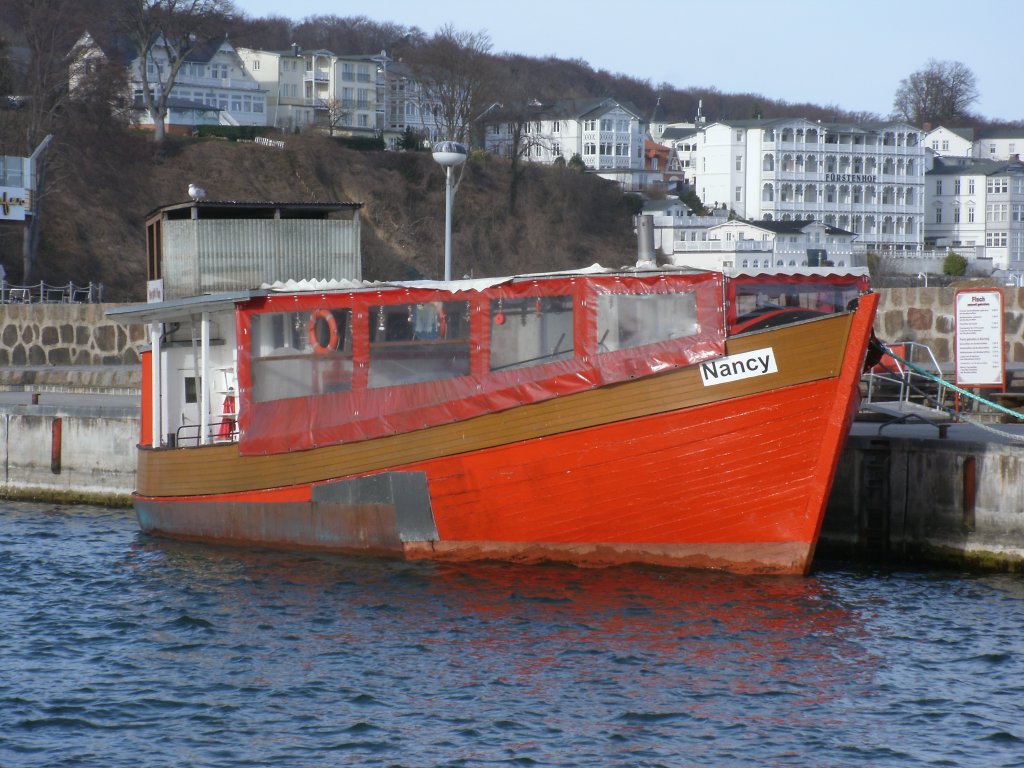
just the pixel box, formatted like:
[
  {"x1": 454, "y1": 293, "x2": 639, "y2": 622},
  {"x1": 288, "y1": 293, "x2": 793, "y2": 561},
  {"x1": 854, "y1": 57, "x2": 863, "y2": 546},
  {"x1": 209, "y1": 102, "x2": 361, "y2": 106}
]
[
  {"x1": 483, "y1": 98, "x2": 647, "y2": 186},
  {"x1": 925, "y1": 157, "x2": 1024, "y2": 270},
  {"x1": 300, "y1": 49, "x2": 382, "y2": 136},
  {"x1": 380, "y1": 60, "x2": 441, "y2": 149},
  {"x1": 236, "y1": 44, "x2": 315, "y2": 132},
  {"x1": 71, "y1": 32, "x2": 268, "y2": 131},
  {"x1": 666, "y1": 217, "x2": 856, "y2": 272},
  {"x1": 132, "y1": 37, "x2": 267, "y2": 129},
  {"x1": 925, "y1": 126, "x2": 1024, "y2": 162},
  {"x1": 679, "y1": 118, "x2": 926, "y2": 254}
]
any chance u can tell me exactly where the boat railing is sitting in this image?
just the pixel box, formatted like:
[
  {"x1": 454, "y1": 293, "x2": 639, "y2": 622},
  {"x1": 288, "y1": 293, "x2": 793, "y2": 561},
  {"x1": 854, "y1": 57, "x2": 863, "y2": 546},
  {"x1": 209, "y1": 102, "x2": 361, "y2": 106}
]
[
  {"x1": 863, "y1": 340, "x2": 948, "y2": 410},
  {"x1": 173, "y1": 419, "x2": 238, "y2": 448}
]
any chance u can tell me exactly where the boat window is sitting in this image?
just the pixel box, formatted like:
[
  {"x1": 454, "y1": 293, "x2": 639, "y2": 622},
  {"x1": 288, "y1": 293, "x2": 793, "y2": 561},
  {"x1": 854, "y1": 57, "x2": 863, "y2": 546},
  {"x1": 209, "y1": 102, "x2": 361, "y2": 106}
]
[
  {"x1": 730, "y1": 282, "x2": 861, "y2": 334},
  {"x1": 597, "y1": 292, "x2": 698, "y2": 352},
  {"x1": 369, "y1": 301, "x2": 470, "y2": 388},
  {"x1": 249, "y1": 309, "x2": 354, "y2": 402},
  {"x1": 489, "y1": 295, "x2": 574, "y2": 372}
]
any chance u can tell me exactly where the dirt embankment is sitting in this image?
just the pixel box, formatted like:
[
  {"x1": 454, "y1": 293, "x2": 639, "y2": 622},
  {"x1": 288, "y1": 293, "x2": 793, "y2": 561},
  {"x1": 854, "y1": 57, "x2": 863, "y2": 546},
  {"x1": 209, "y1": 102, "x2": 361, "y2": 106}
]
[{"x1": 17, "y1": 131, "x2": 639, "y2": 301}]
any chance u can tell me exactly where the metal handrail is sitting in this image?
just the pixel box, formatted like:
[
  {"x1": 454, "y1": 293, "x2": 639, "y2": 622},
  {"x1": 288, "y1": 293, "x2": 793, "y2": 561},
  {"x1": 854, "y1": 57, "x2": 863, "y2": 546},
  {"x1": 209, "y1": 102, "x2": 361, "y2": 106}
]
[{"x1": 0, "y1": 280, "x2": 104, "y2": 304}]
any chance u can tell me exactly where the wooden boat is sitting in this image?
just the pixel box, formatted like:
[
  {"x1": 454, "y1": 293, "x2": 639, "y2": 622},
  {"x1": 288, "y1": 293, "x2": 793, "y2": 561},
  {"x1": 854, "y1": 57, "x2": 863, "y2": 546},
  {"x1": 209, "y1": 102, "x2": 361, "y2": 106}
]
[{"x1": 111, "y1": 264, "x2": 877, "y2": 575}]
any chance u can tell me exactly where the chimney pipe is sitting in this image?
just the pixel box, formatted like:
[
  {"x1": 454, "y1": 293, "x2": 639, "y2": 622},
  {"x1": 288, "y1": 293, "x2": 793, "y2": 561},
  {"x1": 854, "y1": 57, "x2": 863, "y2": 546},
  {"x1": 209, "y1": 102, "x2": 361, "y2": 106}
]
[{"x1": 636, "y1": 215, "x2": 656, "y2": 267}]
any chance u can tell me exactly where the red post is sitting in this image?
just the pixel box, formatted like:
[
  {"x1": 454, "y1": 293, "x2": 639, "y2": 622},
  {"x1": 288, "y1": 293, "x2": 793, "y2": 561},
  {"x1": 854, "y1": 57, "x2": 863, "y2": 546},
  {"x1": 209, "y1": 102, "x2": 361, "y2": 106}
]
[{"x1": 50, "y1": 417, "x2": 62, "y2": 474}]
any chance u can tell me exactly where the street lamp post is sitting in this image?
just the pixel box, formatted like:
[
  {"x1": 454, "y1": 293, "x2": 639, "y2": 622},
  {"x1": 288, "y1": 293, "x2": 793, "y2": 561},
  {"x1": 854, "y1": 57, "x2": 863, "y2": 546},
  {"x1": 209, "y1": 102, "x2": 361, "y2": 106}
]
[{"x1": 432, "y1": 141, "x2": 468, "y2": 281}]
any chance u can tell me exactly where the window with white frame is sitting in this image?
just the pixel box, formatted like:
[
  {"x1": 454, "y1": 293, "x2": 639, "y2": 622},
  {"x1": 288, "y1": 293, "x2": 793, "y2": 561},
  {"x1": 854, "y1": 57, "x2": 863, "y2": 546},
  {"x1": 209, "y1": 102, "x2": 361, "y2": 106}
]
[
  {"x1": 936, "y1": 179, "x2": 943, "y2": 195},
  {"x1": 736, "y1": 155, "x2": 742, "y2": 171},
  {"x1": 987, "y1": 203, "x2": 1008, "y2": 221},
  {"x1": 990, "y1": 144, "x2": 997, "y2": 155},
  {"x1": 986, "y1": 231, "x2": 1008, "y2": 247},
  {"x1": 988, "y1": 178, "x2": 1008, "y2": 194},
  {"x1": 735, "y1": 186, "x2": 742, "y2": 202},
  {"x1": 969, "y1": 179, "x2": 975, "y2": 194}
]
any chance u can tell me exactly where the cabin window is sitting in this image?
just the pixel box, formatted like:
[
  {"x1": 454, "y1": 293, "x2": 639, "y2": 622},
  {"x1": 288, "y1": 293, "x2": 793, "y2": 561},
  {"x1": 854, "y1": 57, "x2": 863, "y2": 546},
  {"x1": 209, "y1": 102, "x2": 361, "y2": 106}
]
[
  {"x1": 369, "y1": 301, "x2": 470, "y2": 388},
  {"x1": 490, "y1": 295, "x2": 574, "y2": 372},
  {"x1": 184, "y1": 375, "x2": 201, "y2": 404},
  {"x1": 597, "y1": 292, "x2": 698, "y2": 352},
  {"x1": 250, "y1": 309, "x2": 354, "y2": 402}
]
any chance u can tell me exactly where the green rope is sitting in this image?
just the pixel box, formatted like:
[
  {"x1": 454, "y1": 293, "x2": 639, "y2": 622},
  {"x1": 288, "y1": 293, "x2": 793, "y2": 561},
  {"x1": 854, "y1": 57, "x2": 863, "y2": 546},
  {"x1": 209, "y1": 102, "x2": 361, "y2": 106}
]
[{"x1": 881, "y1": 344, "x2": 1024, "y2": 422}]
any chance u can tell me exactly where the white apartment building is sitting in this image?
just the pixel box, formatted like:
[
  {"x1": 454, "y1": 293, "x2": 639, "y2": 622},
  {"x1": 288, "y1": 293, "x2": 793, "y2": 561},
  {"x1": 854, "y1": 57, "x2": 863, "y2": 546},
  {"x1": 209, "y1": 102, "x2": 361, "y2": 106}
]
[
  {"x1": 678, "y1": 118, "x2": 926, "y2": 254},
  {"x1": 666, "y1": 218, "x2": 856, "y2": 272},
  {"x1": 382, "y1": 60, "x2": 441, "y2": 149},
  {"x1": 301, "y1": 50, "x2": 382, "y2": 135},
  {"x1": 484, "y1": 98, "x2": 646, "y2": 183},
  {"x1": 926, "y1": 126, "x2": 1024, "y2": 161},
  {"x1": 926, "y1": 157, "x2": 1024, "y2": 270},
  {"x1": 237, "y1": 45, "x2": 315, "y2": 131}
]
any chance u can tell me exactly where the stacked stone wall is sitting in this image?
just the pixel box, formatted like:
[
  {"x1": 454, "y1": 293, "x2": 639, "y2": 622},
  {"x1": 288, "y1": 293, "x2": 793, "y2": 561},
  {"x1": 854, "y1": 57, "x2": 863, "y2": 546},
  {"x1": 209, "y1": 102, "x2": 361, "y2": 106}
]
[
  {"x1": 875, "y1": 286, "x2": 1024, "y2": 364},
  {"x1": 0, "y1": 304, "x2": 146, "y2": 367}
]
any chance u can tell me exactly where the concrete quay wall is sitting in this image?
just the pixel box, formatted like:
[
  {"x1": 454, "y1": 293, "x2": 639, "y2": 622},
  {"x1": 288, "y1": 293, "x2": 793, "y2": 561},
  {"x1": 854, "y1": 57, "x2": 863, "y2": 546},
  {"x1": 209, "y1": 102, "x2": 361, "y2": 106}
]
[
  {"x1": 820, "y1": 425, "x2": 1024, "y2": 571},
  {"x1": 0, "y1": 404, "x2": 137, "y2": 505}
]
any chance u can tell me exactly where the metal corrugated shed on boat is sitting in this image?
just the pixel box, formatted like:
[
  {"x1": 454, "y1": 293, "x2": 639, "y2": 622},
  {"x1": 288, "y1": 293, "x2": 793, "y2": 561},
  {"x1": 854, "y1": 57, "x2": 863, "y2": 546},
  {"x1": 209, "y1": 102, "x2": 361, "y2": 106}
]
[{"x1": 145, "y1": 201, "x2": 363, "y2": 300}]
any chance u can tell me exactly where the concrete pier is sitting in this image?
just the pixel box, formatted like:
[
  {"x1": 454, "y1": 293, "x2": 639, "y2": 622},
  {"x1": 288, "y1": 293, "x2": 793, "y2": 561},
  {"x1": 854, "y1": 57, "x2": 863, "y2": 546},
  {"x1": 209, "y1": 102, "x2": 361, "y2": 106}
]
[
  {"x1": 819, "y1": 420, "x2": 1024, "y2": 571},
  {"x1": 0, "y1": 369, "x2": 139, "y2": 505}
]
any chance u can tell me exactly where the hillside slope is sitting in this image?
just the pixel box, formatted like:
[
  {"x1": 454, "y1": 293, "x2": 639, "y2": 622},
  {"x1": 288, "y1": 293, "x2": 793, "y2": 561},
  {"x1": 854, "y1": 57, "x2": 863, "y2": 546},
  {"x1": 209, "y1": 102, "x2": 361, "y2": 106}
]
[{"x1": 22, "y1": 131, "x2": 639, "y2": 301}]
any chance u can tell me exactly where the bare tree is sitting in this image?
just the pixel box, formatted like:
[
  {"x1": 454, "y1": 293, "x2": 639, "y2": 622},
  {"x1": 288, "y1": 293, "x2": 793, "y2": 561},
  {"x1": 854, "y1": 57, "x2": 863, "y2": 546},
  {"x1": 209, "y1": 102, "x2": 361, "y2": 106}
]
[
  {"x1": 116, "y1": 0, "x2": 234, "y2": 143},
  {"x1": 321, "y1": 96, "x2": 349, "y2": 136},
  {"x1": 892, "y1": 59, "x2": 979, "y2": 127},
  {"x1": 407, "y1": 24, "x2": 494, "y2": 145}
]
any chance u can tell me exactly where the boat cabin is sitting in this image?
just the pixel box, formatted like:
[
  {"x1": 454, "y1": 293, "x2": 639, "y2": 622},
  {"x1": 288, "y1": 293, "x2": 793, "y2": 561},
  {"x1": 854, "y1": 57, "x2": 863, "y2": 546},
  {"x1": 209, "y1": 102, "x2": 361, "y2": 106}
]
[{"x1": 109, "y1": 266, "x2": 868, "y2": 456}]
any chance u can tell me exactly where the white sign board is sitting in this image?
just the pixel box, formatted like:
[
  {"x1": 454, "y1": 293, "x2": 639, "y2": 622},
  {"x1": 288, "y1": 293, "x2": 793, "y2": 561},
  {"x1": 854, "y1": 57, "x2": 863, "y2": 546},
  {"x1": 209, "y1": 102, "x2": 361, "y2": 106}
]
[
  {"x1": 954, "y1": 289, "x2": 1004, "y2": 388},
  {"x1": 700, "y1": 347, "x2": 778, "y2": 387},
  {"x1": 147, "y1": 279, "x2": 164, "y2": 303},
  {"x1": 0, "y1": 186, "x2": 29, "y2": 221}
]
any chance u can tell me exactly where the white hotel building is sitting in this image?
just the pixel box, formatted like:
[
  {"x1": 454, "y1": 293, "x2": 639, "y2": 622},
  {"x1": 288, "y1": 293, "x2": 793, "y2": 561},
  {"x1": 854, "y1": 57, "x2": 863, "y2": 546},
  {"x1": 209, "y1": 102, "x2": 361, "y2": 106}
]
[{"x1": 680, "y1": 118, "x2": 926, "y2": 254}]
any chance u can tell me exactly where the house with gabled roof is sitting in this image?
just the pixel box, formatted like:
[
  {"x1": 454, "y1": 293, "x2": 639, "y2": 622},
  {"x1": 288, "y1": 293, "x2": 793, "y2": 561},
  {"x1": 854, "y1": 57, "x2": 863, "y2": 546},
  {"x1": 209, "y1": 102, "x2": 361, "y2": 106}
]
[
  {"x1": 482, "y1": 97, "x2": 648, "y2": 188},
  {"x1": 924, "y1": 126, "x2": 974, "y2": 158},
  {"x1": 69, "y1": 32, "x2": 268, "y2": 133}
]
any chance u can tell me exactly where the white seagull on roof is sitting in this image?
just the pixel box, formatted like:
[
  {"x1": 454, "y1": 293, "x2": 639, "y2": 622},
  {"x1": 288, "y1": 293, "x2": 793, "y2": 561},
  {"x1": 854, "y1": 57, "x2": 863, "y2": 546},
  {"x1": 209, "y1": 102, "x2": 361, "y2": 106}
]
[{"x1": 188, "y1": 183, "x2": 207, "y2": 201}]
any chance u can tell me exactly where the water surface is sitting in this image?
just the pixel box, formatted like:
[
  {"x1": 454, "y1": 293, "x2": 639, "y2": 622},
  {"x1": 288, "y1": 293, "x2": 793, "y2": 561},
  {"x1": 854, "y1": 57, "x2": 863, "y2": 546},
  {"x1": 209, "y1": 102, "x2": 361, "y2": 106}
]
[{"x1": 2, "y1": 501, "x2": 1022, "y2": 766}]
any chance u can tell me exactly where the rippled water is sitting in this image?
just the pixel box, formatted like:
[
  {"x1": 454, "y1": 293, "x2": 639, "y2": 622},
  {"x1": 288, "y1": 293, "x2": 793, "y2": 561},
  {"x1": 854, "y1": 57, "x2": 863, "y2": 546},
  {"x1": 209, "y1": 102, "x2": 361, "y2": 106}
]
[{"x1": 2, "y1": 501, "x2": 1023, "y2": 767}]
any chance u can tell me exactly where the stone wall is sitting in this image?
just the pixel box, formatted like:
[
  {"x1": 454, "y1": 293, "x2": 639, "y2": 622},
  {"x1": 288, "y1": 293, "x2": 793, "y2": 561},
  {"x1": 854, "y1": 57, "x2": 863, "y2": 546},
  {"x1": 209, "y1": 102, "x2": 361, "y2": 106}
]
[
  {"x1": 874, "y1": 286, "x2": 1024, "y2": 364},
  {"x1": 5, "y1": 290, "x2": 1023, "y2": 370},
  {"x1": 0, "y1": 304, "x2": 146, "y2": 367}
]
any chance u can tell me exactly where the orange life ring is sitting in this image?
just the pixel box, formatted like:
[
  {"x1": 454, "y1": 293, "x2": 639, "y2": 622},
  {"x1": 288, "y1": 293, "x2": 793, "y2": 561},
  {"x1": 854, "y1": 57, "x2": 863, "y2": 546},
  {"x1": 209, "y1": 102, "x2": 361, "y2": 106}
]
[{"x1": 308, "y1": 309, "x2": 340, "y2": 354}]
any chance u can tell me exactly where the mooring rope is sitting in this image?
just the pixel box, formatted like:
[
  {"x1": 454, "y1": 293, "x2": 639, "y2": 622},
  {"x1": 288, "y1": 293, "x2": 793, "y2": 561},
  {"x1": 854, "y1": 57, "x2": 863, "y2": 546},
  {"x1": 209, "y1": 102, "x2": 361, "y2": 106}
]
[{"x1": 877, "y1": 342, "x2": 1024, "y2": 441}]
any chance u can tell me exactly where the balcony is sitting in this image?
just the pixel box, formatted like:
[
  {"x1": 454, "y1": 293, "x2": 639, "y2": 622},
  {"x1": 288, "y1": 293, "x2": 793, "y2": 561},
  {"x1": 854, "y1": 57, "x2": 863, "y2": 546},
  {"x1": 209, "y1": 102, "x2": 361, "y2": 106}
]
[{"x1": 673, "y1": 239, "x2": 772, "y2": 253}]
